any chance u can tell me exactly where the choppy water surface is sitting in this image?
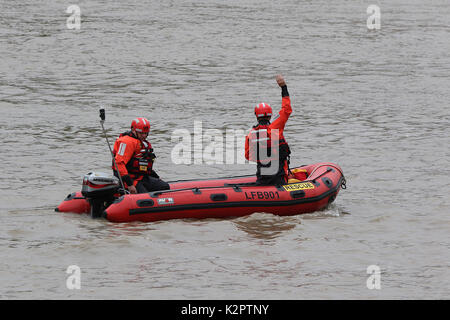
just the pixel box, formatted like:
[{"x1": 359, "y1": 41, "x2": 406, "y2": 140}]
[{"x1": 1, "y1": 0, "x2": 449, "y2": 299}]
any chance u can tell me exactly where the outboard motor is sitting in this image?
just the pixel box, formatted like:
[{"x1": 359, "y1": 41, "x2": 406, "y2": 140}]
[{"x1": 81, "y1": 172, "x2": 121, "y2": 218}]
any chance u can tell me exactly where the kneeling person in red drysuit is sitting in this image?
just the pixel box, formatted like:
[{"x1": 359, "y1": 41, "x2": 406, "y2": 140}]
[{"x1": 112, "y1": 117, "x2": 170, "y2": 194}]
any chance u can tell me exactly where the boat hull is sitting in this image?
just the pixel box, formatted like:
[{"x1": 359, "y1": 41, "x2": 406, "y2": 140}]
[{"x1": 56, "y1": 162, "x2": 345, "y2": 223}]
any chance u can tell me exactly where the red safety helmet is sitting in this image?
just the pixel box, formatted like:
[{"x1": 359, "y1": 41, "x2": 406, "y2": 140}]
[
  {"x1": 254, "y1": 103, "x2": 272, "y2": 118},
  {"x1": 131, "y1": 117, "x2": 150, "y2": 134}
]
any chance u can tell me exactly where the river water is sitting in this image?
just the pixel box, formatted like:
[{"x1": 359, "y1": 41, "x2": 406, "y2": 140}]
[{"x1": 0, "y1": 0, "x2": 449, "y2": 300}]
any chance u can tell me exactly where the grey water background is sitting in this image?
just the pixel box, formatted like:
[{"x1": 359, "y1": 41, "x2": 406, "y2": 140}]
[{"x1": 0, "y1": 0, "x2": 449, "y2": 299}]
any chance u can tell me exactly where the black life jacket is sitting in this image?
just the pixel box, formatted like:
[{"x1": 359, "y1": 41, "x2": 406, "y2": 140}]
[{"x1": 248, "y1": 124, "x2": 290, "y2": 168}]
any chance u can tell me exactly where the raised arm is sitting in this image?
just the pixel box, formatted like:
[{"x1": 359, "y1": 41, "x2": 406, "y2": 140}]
[{"x1": 270, "y1": 75, "x2": 292, "y2": 130}]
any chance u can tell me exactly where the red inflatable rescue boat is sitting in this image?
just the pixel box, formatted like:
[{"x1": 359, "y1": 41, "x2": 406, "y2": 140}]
[{"x1": 56, "y1": 162, "x2": 346, "y2": 223}]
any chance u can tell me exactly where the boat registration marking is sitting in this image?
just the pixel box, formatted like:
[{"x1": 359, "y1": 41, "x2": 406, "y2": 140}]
[
  {"x1": 157, "y1": 198, "x2": 174, "y2": 205},
  {"x1": 282, "y1": 182, "x2": 315, "y2": 191}
]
